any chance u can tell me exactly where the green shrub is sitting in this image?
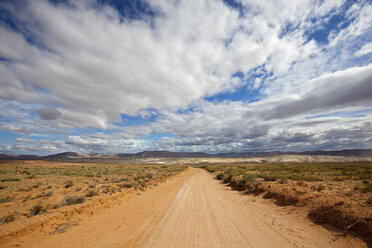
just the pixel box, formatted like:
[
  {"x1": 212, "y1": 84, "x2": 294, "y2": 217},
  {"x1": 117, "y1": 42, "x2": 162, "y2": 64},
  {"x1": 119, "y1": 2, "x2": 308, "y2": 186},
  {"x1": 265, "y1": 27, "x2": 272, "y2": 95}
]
[
  {"x1": 103, "y1": 185, "x2": 120, "y2": 193},
  {"x1": 1, "y1": 177, "x2": 21, "y2": 182},
  {"x1": 262, "y1": 175, "x2": 277, "y2": 181},
  {"x1": 216, "y1": 173, "x2": 224, "y2": 180},
  {"x1": 279, "y1": 178, "x2": 288, "y2": 184},
  {"x1": 237, "y1": 178, "x2": 247, "y2": 186},
  {"x1": 223, "y1": 174, "x2": 233, "y2": 184}
]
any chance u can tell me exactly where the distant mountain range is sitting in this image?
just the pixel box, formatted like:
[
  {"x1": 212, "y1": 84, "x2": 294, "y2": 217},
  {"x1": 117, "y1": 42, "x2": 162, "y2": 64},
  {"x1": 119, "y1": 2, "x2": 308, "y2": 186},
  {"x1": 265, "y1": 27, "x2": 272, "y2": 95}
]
[{"x1": 0, "y1": 149, "x2": 372, "y2": 161}]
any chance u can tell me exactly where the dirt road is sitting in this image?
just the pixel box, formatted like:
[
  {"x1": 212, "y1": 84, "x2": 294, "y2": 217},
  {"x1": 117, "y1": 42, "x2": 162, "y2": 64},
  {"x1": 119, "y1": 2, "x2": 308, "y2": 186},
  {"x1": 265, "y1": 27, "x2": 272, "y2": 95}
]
[{"x1": 4, "y1": 168, "x2": 366, "y2": 248}]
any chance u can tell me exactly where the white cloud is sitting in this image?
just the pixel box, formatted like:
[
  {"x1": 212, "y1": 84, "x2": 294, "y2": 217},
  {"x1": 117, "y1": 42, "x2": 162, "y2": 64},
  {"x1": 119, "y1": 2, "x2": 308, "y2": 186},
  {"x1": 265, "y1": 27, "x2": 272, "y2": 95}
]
[
  {"x1": 0, "y1": 0, "x2": 371, "y2": 154},
  {"x1": 355, "y1": 43, "x2": 372, "y2": 57}
]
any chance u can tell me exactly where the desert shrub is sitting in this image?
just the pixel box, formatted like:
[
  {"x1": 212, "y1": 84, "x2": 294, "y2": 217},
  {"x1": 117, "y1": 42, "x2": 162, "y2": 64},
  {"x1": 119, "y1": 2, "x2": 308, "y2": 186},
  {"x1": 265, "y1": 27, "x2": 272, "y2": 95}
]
[
  {"x1": 23, "y1": 195, "x2": 31, "y2": 201},
  {"x1": 279, "y1": 178, "x2": 288, "y2": 184},
  {"x1": 237, "y1": 178, "x2": 247, "y2": 186},
  {"x1": 246, "y1": 179, "x2": 262, "y2": 193},
  {"x1": 313, "y1": 184, "x2": 326, "y2": 192},
  {"x1": 86, "y1": 189, "x2": 98, "y2": 197},
  {"x1": 103, "y1": 185, "x2": 120, "y2": 194},
  {"x1": 223, "y1": 174, "x2": 233, "y2": 184},
  {"x1": 118, "y1": 182, "x2": 135, "y2": 188},
  {"x1": 55, "y1": 196, "x2": 85, "y2": 208},
  {"x1": 216, "y1": 173, "x2": 224, "y2": 180},
  {"x1": 134, "y1": 175, "x2": 144, "y2": 181},
  {"x1": 1, "y1": 177, "x2": 21, "y2": 182},
  {"x1": 367, "y1": 197, "x2": 372, "y2": 205},
  {"x1": 64, "y1": 180, "x2": 74, "y2": 188},
  {"x1": 21, "y1": 169, "x2": 31, "y2": 175},
  {"x1": 360, "y1": 184, "x2": 372, "y2": 194},
  {"x1": 333, "y1": 177, "x2": 344, "y2": 182},
  {"x1": 0, "y1": 196, "x2": 13, "y2": 203},
  {"x1": 35, "y1": 191, "x2": 53, "y2": 198},
  {"x1": 146, "y1": 172, "x2": 155, "y2": 178},
  {"x1": 262, "y1": 174, "x2": 277, "y2": 181},
  {"x1": 30, "y1": 203, "x2": 48, "y2": 216},
  {"x1": 296, "y1": 180, "x2": 306, "y2": 187},
  {"x1": 0, "y1": 214, "x2": 15, "y2": 224},
  {"x1": 117, "y1": 177, "x2": 129, "y2": 182},
  {"x1": 26, "y1": 174, "x2": 37, "y2": 179}
]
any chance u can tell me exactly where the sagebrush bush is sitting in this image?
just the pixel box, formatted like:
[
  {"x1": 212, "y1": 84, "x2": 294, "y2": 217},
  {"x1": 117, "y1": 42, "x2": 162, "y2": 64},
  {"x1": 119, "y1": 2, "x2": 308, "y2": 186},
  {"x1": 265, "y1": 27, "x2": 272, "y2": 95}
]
[
  {"x1": 64, "y1": 180, "x2": 74, "y2": 188},
  {"x1": 86, "y1": 189, "x2": 98, "y2": 197},
  {"x1": 30, "y1": 203, "x2": 48, "y2": 216},
  {"x1": 0, "y1": 214, "x2": 15, "y2": 224},
  {"x1": 103, "y1": 185, "x2": 120, "y2": 194},
  {"x1": 223, "y1": 174, "x2": 233, "y2": 184},
  {"x1": 237, "y1": 178, "x2": 247, "y2": 186},
  {"x1": 216, "y1": 173, "x2": 224, "y2": 180},
  {"x1": 55, "y1": 196, "x2": 85, "y2": 208}
]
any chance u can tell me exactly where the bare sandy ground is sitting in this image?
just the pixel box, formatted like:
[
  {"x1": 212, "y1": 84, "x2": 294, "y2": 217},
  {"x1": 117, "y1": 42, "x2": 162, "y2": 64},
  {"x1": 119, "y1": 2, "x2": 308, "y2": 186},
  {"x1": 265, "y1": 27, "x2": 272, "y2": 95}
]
[{"x1": 3, "y1": 168, "x2": 366, "y2": 248}]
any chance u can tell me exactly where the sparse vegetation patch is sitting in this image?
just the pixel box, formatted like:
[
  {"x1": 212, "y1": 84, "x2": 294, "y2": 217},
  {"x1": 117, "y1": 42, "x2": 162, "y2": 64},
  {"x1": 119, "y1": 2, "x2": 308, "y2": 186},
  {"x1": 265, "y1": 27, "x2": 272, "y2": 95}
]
[{"x1": 202, "y1": 162, "x2": 372, "y2": 244}]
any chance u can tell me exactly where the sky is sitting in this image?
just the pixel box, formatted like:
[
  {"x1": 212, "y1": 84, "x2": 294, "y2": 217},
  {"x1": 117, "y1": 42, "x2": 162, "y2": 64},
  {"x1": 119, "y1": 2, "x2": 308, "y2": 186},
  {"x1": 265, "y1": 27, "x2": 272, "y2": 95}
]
[{"x1": 0, "y1": 0, "x2": 371, "y2": 155}]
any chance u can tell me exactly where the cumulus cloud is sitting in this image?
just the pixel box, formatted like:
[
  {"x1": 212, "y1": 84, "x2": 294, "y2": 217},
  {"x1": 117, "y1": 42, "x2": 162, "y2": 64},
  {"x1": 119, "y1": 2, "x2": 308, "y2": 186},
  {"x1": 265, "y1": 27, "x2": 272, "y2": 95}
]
[
  {"x1": 36, "y1": 107, "x2": 61, "y2": 120},
  {"x1": 264, "y1": 64, "x2": 372, "y2": 120},
  {"x1": 0, "y1": 0, "x2": 329, "y2": 127},
  {"x1": 0, "y1": 124, "x2": 32, "y2": 134},
  {"x1": 0, "y1": 0, "x2": 371, "y2": 154}
]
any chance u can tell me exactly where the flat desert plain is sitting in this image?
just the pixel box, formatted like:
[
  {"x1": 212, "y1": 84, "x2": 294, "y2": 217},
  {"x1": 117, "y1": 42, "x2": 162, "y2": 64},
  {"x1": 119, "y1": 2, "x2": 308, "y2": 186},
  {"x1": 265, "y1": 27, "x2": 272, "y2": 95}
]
[{"x1": 0, "y1": 158, "x2": 371, "y2": 247}]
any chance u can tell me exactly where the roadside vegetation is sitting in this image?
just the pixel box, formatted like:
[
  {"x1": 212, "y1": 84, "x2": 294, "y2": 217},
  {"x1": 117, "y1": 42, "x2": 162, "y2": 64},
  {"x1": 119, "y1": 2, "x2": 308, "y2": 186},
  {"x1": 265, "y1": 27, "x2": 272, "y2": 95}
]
[
  {"x1": 0, "y1": 161, "x2": 185, "y2": 231},
  {"x1": 202, "y1": 162, "x2": 372, "y2": 244}
]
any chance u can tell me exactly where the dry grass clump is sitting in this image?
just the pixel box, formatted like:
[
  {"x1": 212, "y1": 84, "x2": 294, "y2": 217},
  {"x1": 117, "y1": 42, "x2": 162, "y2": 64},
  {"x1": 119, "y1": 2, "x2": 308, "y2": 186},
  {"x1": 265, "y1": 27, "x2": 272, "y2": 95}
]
[
  {"x1": 29, "y1": 203, "x2": 48, "y2": 216},
  {"x1": 1, "y1": 177, "x2": 21, "y2": 182},
  {"x1": 64, "y1": 180, "x2": 74, "y2": 188},
  {"x1": 102, "y1": 184, "x2": 120, "y2": 194},
  {"x1": 118, "y1": 181, "x2": 136, "y2": 188},
  {"x1": 86, "y1": 189, "x2": 98, "y2": 197},
  {"x1": 367, "y1": 197, "x2": 372, "y2": 205},
  {"x1": 55, "y1": 196, "x2": 85, "y2": 208},
  {"x1": 0, "y1": 214, "x2": 16, "y2": 224},
  {"x1": 0, "y1": 196, "x2": 14, "y2": 203}
]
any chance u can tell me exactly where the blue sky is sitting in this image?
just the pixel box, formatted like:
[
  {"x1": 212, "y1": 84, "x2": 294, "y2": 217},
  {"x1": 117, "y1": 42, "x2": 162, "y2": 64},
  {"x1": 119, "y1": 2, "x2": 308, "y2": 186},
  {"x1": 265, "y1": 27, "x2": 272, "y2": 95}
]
[{"x1": 0, "y1": 0, "x2": 371, "y2": 155}]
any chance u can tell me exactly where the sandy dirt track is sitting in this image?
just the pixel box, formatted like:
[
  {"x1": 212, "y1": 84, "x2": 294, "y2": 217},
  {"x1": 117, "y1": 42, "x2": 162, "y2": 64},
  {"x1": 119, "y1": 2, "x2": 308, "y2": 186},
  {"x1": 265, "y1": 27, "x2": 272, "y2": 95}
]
[{"x1": 4, "y1": 168, "x2": 366, "y2": 248}]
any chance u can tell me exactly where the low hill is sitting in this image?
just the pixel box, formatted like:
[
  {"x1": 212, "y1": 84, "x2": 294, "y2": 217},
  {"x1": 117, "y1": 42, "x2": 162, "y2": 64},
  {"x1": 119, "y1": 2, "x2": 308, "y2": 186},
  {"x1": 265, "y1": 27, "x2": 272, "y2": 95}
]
[{"x1": 0, "y1": 149, "x2": 371, "y2": 161}]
